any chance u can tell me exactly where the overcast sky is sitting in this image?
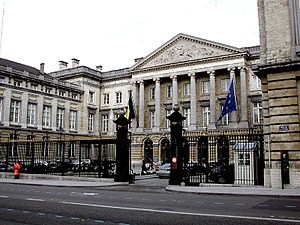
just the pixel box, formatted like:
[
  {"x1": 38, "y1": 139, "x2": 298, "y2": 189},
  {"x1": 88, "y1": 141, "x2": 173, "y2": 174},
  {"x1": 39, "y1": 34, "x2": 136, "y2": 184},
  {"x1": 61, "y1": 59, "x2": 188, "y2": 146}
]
[{"x1": 0, "y1": 0, "x2": 259, "y2": 73}]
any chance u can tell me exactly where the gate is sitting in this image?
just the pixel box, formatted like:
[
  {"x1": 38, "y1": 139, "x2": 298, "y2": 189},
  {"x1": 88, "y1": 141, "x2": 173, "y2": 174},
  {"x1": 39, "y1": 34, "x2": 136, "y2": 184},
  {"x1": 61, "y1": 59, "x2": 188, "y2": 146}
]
[
  {"x1": 0, "y1": 138, "x2": 118, "y2": 178},
  {"x1": 183, "y1": 128, "x2": 264, "y2": 186}
]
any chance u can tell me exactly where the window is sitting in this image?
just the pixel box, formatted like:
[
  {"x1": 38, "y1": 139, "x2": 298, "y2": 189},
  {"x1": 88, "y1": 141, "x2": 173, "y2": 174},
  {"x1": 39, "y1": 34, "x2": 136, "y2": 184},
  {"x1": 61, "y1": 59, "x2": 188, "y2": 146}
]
[
  {"x1": 290, "y1": 0, "x2": 300, "y2": 56},
  {"x1": 166, "y1": 109, "x2": 172, "y2": 127},
  {"x1": 42, "y1": 137, "x2": 50, "y2": 157},
  {"x1": 115, "y1": 92, "x2": 122, "y2": 104},
  {"x1": 202, "y1": 106, "x2": 210, "y2": 127},
  {"x1": 27, "y1": 103, "x2": 37, "y2": 126},
  {"x1": 70, "y1": 110, "x2": 77, "y2": 130},
  {"x1": 102, "y1": 144, "x2": 109, "y2": 158},
  {"x1": 69, "y1": 142, "x2": 76, "y2": 157},
  {"x1": 103, "y1": 93, "x2": 109, "y2": 105},
  {"x1": 221, "y1": 79, "x2": 230, "y2": 92},
  {"x1": 220, "y1": 104, "x2": 229, "y2": 125},
  {"x1": 10, "y1": 100, "x2": 21, "y2": 124},
  {"x1": 26, "y1": 135, "x2": 34, "y2": 157},
  {"x1": 0, "y1": 98, "x2": 3, "y2": 122},
  {"x1": 57, "y1": 108, "x2": 64, "y2": 129},
  {"x1": 112, "y1": 113, "x2": 118, "y2": 132},
  {"x1": 251, "y1": 74, "x2": 261, "y2": 90},
  {"x1": 183, "y1": 83, "x2": 190, "y2": 96},
  {"x1": 59, "y1": 90, "x2": 65, "y2": 97},
  {"x1": 0, "y1": 77, "x2": 4, "y2": 83},
  {"x1": 166, "y1": 85, "x2": 172, "y2": 98},
  {"x1": 89, "y1": 91, "x2": 95, "y2": 104},
  {"x1": 238, "y1": 153, "x2": 250, "y2": 166},
  {"x1": 14, "y1": 80, "x2": 21, "y2": 87},
  {"x1": 252, "y1": 102, "x2": 263, "y2": 124},
  {"x1": 42, "y1": 105, "x2": 51, "y2": 127},
  {"x1": 150, "y1": 111, "x2": 155, "y2": 128},
  {"x1": 88, "y1": 113, "x2": 95, "y2": 132},
  {"x1": 9, "y1": 133, "x2": 18, "y2": 157},
  {"x1": 102, "y1": 114, "x2": 109, "y2": 132},
  {"x1": 183, "y1": 108, "x2": 191, "y2": 128},
  {"x1": 31, "y1": 84, "x2": 38, "y2": 91},
  {"x1": 71, "y1": 93, "x2": 79, "y2": 99},
  {"x1": 45, "y1": 87, "x2": 52, "y2": 94},
  {"x1": 150, "y1": 87, "x2": 155, "y2": 100},
  {"x1": 57, "y1": 142, "x2": 63, "y2": 158},
  {"x1": 202, "y1": 81, "x2": 210, "y2": 94}
]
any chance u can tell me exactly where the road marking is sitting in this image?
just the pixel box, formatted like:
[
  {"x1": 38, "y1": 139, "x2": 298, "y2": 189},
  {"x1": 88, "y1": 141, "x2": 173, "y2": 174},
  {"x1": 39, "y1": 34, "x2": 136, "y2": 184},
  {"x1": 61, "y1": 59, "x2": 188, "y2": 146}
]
[
  {"x1": 61, "y1": 201, "x2": 300, "y2": 223},
  {"x1": 234, "y1": 204, "x2": 245, "y2": 206},
  {"x1": 285, "y1": 205, "x2": 296, "y2": 208},
  {"x1": 214, "y1": 202, "x2": 224, "y2": 205},
  {"x1": 25, "y1": 198, "x2": 45, "y2": 202},
  {"x1": 0, "y1": 195, "x2": 9, "y2": 198},
  {"x1": 83, "y1": 192, "x2": 99, "y2": 196}
]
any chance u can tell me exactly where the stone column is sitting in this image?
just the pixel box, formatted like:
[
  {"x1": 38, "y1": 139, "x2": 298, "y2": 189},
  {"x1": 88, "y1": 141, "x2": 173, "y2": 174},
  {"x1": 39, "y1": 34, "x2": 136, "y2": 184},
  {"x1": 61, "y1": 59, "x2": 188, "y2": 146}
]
[
  {"x1": 239, "y1": 66, "x2": 248, "y2": 128},
  {"x1": 228, "y1": 67, "x2": 238, "y2": 127},
  {"x1": 138, "y1": 80, "x2": 144, "y2": 130},
  {"x1": 171, "y1": 75, "x2": 178, "y2": 108},
  {"x1": 208, "y1": 70, "x2": 216, "y2": 129},
  {"x1": 21, "y1": 92, "x2": 28, "y2": 128},
  {"x1": 154, "y1": 78, "x2": 161, "y2": 131},
  {"x1": 131, "y1": 81, "x2": 138, "y2": 129},
  {"x1": 52, "y1": 98, "x2": 58, "y2": 131},
  {"x1": 189, "y1": 72, "x2": 197, "y2": 130}
]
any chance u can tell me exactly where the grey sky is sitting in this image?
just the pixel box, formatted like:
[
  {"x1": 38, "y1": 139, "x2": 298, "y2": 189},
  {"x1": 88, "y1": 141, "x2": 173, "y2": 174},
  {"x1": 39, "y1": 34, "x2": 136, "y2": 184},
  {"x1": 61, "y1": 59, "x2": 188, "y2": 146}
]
[{"x1": 0, "y1": 0, "x2": 259, "y2": 72}]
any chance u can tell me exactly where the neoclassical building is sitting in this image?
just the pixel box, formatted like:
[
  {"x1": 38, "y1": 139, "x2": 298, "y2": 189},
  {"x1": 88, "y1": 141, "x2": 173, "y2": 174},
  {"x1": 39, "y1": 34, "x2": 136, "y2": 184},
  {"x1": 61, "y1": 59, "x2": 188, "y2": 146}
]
[{"x1": 0, "y1": 33, "x2": 263, "y2": 171}]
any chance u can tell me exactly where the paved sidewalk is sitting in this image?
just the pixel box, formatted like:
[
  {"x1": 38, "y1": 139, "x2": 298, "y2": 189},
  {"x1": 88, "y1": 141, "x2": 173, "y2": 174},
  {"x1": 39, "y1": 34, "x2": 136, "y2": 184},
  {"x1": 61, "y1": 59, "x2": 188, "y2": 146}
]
[{"x1": 166, "y1": 184, "x2": 300, "y2": 197}]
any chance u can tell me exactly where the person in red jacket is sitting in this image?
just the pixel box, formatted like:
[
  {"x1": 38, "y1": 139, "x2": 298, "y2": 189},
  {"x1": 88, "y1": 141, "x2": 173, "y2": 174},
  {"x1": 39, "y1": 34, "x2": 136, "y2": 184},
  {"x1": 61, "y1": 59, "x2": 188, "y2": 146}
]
[{"x1": 14, "y1": 160, "x2": 20, "y2": 179}]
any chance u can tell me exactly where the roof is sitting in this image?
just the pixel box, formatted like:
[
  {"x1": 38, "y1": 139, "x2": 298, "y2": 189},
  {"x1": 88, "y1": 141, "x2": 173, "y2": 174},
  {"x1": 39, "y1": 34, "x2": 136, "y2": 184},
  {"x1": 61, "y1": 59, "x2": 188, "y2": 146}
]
[{"x1": 0, "y1": 58, "x2": 41, "y2": 76}]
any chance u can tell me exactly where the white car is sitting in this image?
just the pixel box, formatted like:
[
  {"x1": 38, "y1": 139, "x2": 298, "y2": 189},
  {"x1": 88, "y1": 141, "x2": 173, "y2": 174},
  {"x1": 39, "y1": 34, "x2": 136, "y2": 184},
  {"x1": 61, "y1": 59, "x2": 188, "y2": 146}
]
[{"x1": 156, "y1": 163, "x2": 171, "y2": 178}]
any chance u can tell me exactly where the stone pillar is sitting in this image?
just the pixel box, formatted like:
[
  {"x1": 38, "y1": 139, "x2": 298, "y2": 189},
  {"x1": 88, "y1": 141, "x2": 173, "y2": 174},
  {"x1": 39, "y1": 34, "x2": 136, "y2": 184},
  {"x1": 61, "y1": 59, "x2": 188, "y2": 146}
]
[
  {"x1": 228, "y1": 67, "x2": 238, "y2": 127},
  {"x1": 171, "y1": 76, "x2": 178, "y2": 108},
  {"x1": 2, "y1": 89, "x2": 11, "y2": 127},
  {"x1": 208, "y1": 70, "x2": 216, "y2": 129},
  {"x1": 138, "y1": 80, "x2": 144, "y2": 130},
  {"x1": 20, "y1": 92, "x2": 28, "y2": 128},
  {"x1": 52, "y1": 99, "x2": 57, "y2": 131},
  {"x1": 154, "y1": 78, "x2": 161, "y2": 131},
  {"x1": 131, "y1": 81, "x2": 138, "y2": 129},
  {"x1": 239, "y1": 66, "x2": 248, "y2": 128},
  {"x1": 189, "y1": 72, "x2": 197, "y2": 130}
]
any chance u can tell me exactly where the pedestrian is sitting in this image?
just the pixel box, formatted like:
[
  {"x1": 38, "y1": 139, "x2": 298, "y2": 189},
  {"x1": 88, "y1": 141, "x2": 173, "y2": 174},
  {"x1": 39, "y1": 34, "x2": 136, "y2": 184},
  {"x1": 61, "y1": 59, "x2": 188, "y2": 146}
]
[{"x1": 14, "y1": 160, "x2": 20, "y2": 179}]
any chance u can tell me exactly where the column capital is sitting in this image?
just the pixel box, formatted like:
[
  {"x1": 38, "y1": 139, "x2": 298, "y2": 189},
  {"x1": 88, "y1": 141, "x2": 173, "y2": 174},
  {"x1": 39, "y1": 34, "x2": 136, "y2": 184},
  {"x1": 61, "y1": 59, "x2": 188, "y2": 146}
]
[
  {"x1": 170, "y1": 75, "x2": 177, "y2": 80},
  {"x1": 188, "y1": 72, "x2": 195, "y2": 77},
  {"x1": 137, "y1": 80, "x2": 144, "y2": 84},
  {"x1": 153, "y1": 78, "x2": 160, "y2": 82},
  {"x1": 227, "y1": 66, "x2": 235, "y2": 72},
  {"x1": 207, "y1": 70, "x2": 215, "y2": 75},
  {"x1": 238, "y1": 65, "x2": 247, "y2": 71}
]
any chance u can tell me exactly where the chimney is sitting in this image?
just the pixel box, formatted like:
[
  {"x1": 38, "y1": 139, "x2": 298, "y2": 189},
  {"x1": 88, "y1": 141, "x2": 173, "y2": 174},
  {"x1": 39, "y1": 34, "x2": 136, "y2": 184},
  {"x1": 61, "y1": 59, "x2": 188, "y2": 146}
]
[
  {"x1": 59, "y1": 61, "x2": 68, "y2": 70},
  {"x1": 96, "y1": 65, "x2": 102, "y2": 71},
  {"x1": 40, "y1": 63, "x2": 45, "y2": 73},
  {"x1": 134, "y1": 57, "x2": 144, "y2": 63},
  {"x1": 71, "y1": 58, "x2": 80, "y2": 68}
]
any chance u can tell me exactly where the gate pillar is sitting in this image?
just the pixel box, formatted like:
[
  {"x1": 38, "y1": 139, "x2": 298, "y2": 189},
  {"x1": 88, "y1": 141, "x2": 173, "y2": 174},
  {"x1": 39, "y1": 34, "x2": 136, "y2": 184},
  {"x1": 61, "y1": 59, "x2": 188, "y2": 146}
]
[
  {"x1": 167, "y1": 105, "x2": 186, "y2": 185},
  {"x1": 114, "y1": 111, "x2": 131, "y2": 182}
]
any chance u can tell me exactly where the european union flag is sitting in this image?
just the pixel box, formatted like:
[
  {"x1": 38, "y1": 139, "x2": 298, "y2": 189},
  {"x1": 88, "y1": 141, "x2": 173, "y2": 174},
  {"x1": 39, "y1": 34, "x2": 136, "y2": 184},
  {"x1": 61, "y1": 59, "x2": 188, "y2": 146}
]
[{"x1": 216, "y1": 78, "x2": 237, "y2": 124}]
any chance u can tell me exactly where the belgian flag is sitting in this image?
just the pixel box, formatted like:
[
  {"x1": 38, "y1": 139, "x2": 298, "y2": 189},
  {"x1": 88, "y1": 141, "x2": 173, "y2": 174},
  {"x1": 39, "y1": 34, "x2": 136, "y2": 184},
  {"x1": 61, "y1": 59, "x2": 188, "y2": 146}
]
[{"x1": 125, "y1": 93, "x2": 135, "y2": 122}]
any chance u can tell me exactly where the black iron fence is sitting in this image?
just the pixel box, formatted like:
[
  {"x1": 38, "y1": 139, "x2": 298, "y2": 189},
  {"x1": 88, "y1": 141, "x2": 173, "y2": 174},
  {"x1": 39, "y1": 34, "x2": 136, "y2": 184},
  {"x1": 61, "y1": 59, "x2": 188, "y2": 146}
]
[
  {"x1": 183, "y1": 128, "x2": 264, "y2": 186},
  {"x1": 0, "y1": 139, "x2": 117, "y2": 178}
]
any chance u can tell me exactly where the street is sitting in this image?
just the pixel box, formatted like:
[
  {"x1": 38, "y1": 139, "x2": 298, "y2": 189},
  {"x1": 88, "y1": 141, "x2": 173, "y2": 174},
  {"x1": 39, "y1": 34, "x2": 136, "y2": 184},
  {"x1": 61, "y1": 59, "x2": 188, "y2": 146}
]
[{"x1": 0, "y1": 175, "x2": 299, "y2": 225}]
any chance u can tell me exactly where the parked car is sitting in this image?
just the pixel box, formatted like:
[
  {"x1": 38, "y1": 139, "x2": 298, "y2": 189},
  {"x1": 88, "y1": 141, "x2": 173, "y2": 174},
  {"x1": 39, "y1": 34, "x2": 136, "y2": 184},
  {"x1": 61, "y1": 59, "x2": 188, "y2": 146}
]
[
  {"x1": 156, "y1": 163, "x2": 171, "y2": 178},
  {"x1": 208, "y1": 164, "x2": 234, "y2": 184},
  {"x1": 0, "y1": 161, "x2": 13, "y2": 172}
]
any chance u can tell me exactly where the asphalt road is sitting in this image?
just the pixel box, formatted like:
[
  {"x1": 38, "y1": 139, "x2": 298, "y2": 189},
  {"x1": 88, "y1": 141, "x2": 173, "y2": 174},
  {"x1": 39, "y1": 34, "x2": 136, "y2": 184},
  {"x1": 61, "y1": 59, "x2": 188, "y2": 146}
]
[{"x1": 0, "y1": 176, "x2": 299, "y2": 225}]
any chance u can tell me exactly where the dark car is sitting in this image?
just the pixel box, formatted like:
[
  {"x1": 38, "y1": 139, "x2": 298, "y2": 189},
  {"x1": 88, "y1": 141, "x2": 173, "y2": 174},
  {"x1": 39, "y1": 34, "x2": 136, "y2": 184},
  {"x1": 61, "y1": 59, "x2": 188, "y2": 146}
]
[{"x1": 208, "y1": 164, "x2": 234, "y2": 184}]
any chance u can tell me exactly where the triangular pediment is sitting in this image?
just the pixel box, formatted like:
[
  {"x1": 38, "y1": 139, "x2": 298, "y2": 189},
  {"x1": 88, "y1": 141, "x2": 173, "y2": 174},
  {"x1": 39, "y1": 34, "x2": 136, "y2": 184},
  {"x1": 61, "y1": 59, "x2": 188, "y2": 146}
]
[{"x1": 131, "y1": 33, "x2": 245, "y2": 71}]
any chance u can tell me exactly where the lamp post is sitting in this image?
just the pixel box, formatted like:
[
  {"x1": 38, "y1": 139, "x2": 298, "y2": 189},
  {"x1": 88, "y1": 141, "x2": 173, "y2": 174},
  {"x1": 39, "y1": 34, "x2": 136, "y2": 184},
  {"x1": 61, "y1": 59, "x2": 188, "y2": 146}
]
[{"x1": 167, "y1": 105, "x2": 186, "y2": 185}]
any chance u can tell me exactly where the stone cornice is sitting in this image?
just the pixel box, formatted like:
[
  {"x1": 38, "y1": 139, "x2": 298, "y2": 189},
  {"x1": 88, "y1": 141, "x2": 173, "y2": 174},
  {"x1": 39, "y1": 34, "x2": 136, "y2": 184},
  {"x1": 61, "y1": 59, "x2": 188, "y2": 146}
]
[{"x1": 129, "y1": 53, "x2": 248, "y2": 75}]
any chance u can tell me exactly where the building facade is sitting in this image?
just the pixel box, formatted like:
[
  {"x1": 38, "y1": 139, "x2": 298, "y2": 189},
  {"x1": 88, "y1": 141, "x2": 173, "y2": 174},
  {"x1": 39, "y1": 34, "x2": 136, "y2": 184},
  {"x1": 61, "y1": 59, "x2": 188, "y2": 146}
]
[
  {"x1": 256, "y1": 0, "x2": 300, "y2": 188},
  {"x1": 0, "y1": 33, "x2": 264, "y2": 177}
]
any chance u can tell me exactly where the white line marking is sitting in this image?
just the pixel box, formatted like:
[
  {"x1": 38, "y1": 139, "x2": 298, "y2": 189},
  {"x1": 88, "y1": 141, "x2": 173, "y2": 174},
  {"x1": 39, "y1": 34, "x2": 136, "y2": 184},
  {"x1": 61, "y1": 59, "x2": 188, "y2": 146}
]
[
  {"x1": 25, "y1": 198, "x2": 45, "y2": 202},
  {"x1": 0, "y1": 195, "x2": 9, "y2": 198},
  {"x1": 234, "y1": 204, "x2": 245, "y2": 206},
  {"x1": 61, "y1": 201, "x2": 300, "y2": 223},
  {"x1": 285, "y1": 205, "x2": 296, "y2": 208}
]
